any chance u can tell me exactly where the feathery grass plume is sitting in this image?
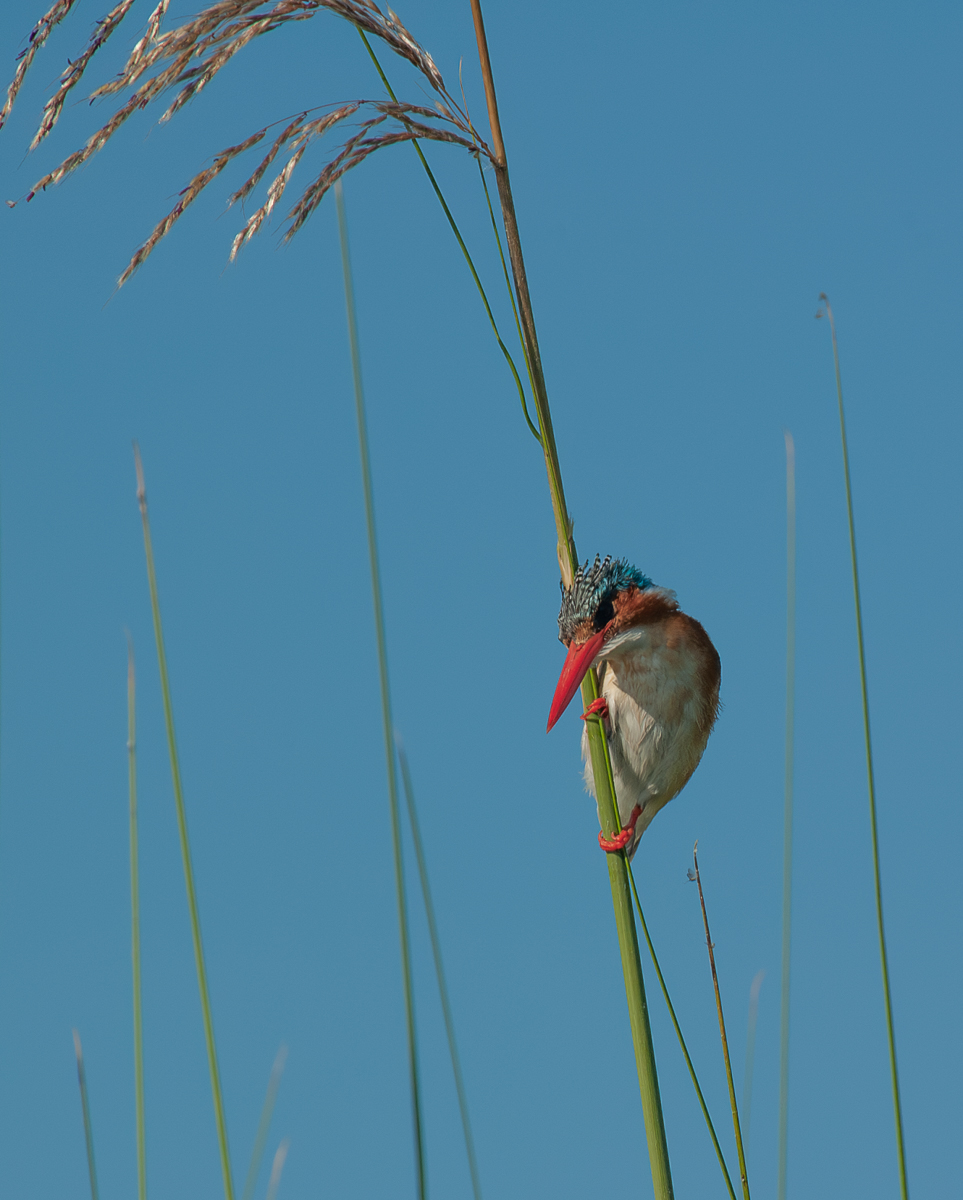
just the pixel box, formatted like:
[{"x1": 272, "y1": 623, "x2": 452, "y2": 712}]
[
  {"x1": 265, "y1": 1139, "x2": 290, "y2": 1200},
  {"x1": 778, "y1": 430, "x2": 796, "y2": 1200},
  {"x1": 4, "y1": 0, "x2": 495, "y2": 285},
  {"x1": 72, "y1": 1029, "x2": 100, "y2": 1200},
  {"x1": 689, "y1": 845, "x2": 751, "y2": 1200},
  {"x1": 626, "y1": 863, "x2": 738, "y2": 1200},
  {"x1": 398, "y1": 739, "x2": 483, "y2": 1200},
  {"x1": 742, "y1": 969, "x2": 764, "y2": 1160},
  {"x1": 127, "y1": 635, "x2": 147, "y2": 1200},
  {"x1": 240, "y1": 1045, "x2": 288, "y2": 1200},
  {"x1": 133, "y1": 444, "x2": 236, "y2": 1200},
  {"x1": 0, "y1": 0, "x2": 80, "y2": 132},
  {"x1": 29, "y1": 0, "x2": 138, "y2": 150},
  {"x1": 466, "y1": 5, "x2": 673, "y2": 1196},
  {"x1": 816, "y1": 296, "x2": 909, "y2": 1200},
  {"x1": 335, "y1": 181, "x2": 426, "y2": 1199}
]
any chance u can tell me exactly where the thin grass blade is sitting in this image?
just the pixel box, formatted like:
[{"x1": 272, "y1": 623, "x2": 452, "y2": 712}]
[
  {"x1": 817, "y1": 295, "x2": 908, "y2": 1199},
  {"x1": 335, "y1": 181, "x2": 427, "y2": 1200},
  {"x1": 397, "y1": 739, "x2": 483, "y2": 1200},
  {"x1": 72, "y1": 1029, "x2": 100, "y2": 1200},
  {"x1": 778, "y1": 430, "x2": 796, "y2": 1200},
  {"x1": 265, "y1": 1139, "x2": 290, "y2": 1200},
  {"x1": 127, "y1": 635, "x2": 147, "y2": 1200},
  {"x1": 240, "y1": 1045, "x2": 288, "y2": 1200},
  {"x1": 690, "y1": 845, "x2": 751, "y2": 1200},
  {"x1": 133, "y1": 444, "x2": 235, "y2": 1200},
  {"x1": 627, "y1": 863, "x2": 738, "y2": 1200},
  {"x1": 742, "y1": 969, "x2": 764, "y2": 1158}
]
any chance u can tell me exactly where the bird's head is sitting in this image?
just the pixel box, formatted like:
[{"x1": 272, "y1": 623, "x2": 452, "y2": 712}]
[{"x1": 547, "y1": 555, "x2": 654, "y2": 731}]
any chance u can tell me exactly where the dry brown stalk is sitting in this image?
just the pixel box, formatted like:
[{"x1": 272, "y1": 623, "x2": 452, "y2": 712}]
[{"x1": 4, "y1": 0, "x2": 491, "y2": 285}]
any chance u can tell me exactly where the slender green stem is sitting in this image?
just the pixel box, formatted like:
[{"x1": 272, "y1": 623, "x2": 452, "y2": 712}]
[
  {"x1": 627, "y1": 864, "x2": 738, "y2": 1200},
  {"x1": 335, "y1": 181, "x2": 427, "y2": 1200},
  {"x1": 818, "y1": 295, "x2": 908, "y2": 1200},
  {"x1": 356, "y1": 30, "x2": 540, "y2": 442},
  {"x1": 691, "y1": 846, "x2": 750, "y2": 1200},
  {"x1": 72, "y1": 1029, "x2": 100, "y2": 1200},
  {"x1": 133, "y1": 444, "x2": 235, "y2": 1200},
  {"x1": 240, "y1": 1045, "x2": 287, "y2": 1200},
  {"x1": 397, "y1": 740, "x2": 483, "y2": 1200},
  {"x1": 778, "y1": 431, "x2": 796, "y2": 1200},
  {"x1": 742, "y1": 969, "x2": 764, "y2": 1160},
  {"x1": 127, "y1": 636, "x2": 147, "y2": 1200},
  {"x1": 466, "y1": 7, "x2": 672, "y2": 1196}
]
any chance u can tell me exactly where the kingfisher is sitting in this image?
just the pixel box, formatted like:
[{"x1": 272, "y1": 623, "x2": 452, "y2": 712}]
[{"x1": 547, "y1": 556, "x2": 721, "y2": 858}]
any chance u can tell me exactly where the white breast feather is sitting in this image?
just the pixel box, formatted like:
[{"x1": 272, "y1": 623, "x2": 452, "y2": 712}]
[{"x1": 580, "y1": 619, "x2": 716, "y2": 857}]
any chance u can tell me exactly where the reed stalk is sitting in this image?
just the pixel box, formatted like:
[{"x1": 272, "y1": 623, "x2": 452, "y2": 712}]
[
  {"x1": 778, "y1": 431, "x2": 796, "y2": 1200},
  {"x1": 72, "y1": 1029, "x2": 100, "y2": 1200},
  {"x1": 626, "y1": 863, "x2": 738, "y2": 1200},
  {"x1": 817, "y1": 296, "x2": 908, "y2": 1200},
  {"x1": 127, "y1": 635, "x2": 147, "y2": 1200},
  {"x1": 397, "y1": 740, "x2": 483, "y2": 1200},
  {"x1": 133, "y1": 444, "x2": 235, "y2": 1200},
  {"x1": 240, "y1": 1045, "x2": 288, "y2": 1200},
  {"x1": 690, "y1": 845, "x2": 750, "y2": 1200},
  {"x1": 335, "y1": 181, "x2": 427, "y2": 1200},
  {"x1": 467, "y1": 5, "x2": 672, "y2": 1195}
]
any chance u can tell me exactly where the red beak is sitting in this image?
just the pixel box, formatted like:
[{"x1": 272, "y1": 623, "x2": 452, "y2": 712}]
[{"x1": 547, "y1": 628, "x2": 607, "y2": 732}]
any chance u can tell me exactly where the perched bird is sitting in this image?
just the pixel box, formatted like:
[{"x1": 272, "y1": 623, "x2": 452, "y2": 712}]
[{"x1": 547, "y1": 555, "x2": 721, "y2": 858}]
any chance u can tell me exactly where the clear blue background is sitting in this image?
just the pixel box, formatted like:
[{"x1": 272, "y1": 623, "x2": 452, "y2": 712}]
[{"x1": 0, "y1": 1, "x2": 960, "y2": 1197}]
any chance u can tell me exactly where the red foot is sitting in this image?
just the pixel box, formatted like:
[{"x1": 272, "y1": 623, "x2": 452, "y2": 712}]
[
  {"x1": 580, "y1": 697, "x2": 609, "y2": 722},
  {"x1": 599, "y1": 804, "x2": 644, "y2": 853}
]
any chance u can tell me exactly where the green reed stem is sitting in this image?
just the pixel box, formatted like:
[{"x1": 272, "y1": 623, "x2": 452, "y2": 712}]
[
  {"x1": 133, "y1": 444, "x2": 235, "y2": 1200},
  {"x1": 127, "y1": 636, "x2": 147, "y2": 1200},
  {"x1": 240, "y1": 1045, "x2": 287, "y2": 1200},
  {"x1": 818, "y1": 295, "x2": 908, "y2": 1200},
  {"x1": 627, "y1": 863, "x2": 738, "y2": 1200},
  {"x1": 72, "y1": 1029, "x2": 100, "y2": 1200},
  {"x1": 467, "y1": 6, "x2": 672, "y2": 1195},
  {"x1": 742, "y1": 969, "x2": 764, "y2": 1160},
  {"x1": 691, "y1": 845, "x2": 750, "y2": 1200},
  {"x1": 778, "y1": 431, "x2": 796, "y2": 1200},
  {"x1": 356, "y1": 30, "x2": 541, "y2": 443},
  {"x1": 397, "y1": 740, "x2": 483, "y2": 1200},
  {"x1": 335, "y1": 181, "x2": 427, "y2": 1200}
]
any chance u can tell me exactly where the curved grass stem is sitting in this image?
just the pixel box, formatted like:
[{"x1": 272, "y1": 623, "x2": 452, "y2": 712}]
[
  {"x1": 778, "y1": 432, "x2": 796, "y2": 1200},
  {"x1": 127, "y1": 636, "x2": 147, "y2": 1200},
  {"x1": 627, "y1": 864, "x2": 738, "y2": 1200},
  {"x1": 690, "y1": 845, "x2": 751, "y2": 1200},
  {"x1": 72, "y1": 1030, "x2": 100, "y2": 1200},
  {"x1": 356, "y1": 30, "x2": 540, "y2": 443},
  {"x1": 336, "y1": 181, "x2": 427, "y2": 1200},
  {"x1": 133, "y1": 444, "x2": 235, "y2": 1200},
  {"x1": 817, "y1": 295, "x2": 908, "y2": 1200},
  {"x1": 397, "y1": 741, "x2": 484, "y2": 1200}
]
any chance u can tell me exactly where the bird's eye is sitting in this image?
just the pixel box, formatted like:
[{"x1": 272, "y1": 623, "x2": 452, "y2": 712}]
[{"x1": 594, "y1": 597, "x2": 615, "y2": 630}]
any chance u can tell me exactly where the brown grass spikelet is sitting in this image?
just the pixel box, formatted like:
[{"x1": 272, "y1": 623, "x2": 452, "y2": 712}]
[
  {"x1": 29, "y1": 0, "x2": 138, "y2": 151},
  {"x1": 1, "y1": 0, "x2": 81, "y2": 132},
  {"x1": 117, "y1": 128, "x2": 268, "y2": 288}
]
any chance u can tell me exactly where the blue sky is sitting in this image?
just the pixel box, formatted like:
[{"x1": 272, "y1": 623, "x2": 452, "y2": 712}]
[{"x1": 0, "y1": 1, "x2": 960, "y2": 1197}]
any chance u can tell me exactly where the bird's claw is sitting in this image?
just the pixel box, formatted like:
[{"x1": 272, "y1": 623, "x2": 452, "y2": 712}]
[
  {"x1": 599, "y1": 804, "x2": 643, "y2": 853},
  {"x1": 580, "y1": 697, "x2": 609, "y2": 722}
]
